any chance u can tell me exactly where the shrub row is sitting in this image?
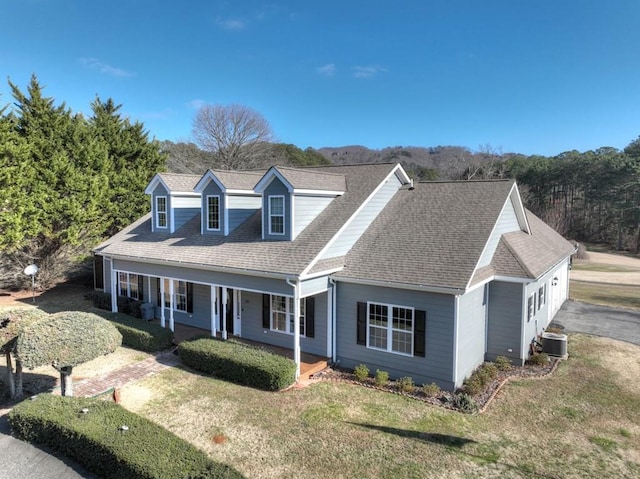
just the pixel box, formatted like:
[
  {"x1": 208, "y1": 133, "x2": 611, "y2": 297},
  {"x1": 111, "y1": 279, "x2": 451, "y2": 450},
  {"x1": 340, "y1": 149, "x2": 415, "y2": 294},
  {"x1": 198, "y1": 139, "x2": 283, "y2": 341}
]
[
  {"x1": 101, "y1": 312, "x2": 174, "y2": 352},
  {"x1": 85, "y1": 291, "x2": 144, "y2": 318},
  {"x1": 8, "y1": 394, "x2": 242, "y2": 479},
  {"x1": 178, "y1": 337, "x2": 296, "y2": 391}
]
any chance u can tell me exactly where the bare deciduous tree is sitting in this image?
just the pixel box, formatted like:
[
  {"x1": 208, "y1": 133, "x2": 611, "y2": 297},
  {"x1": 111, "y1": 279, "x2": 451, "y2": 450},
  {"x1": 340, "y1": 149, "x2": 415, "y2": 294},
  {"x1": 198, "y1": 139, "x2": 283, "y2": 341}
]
[{"x1": 191, "y1": 104, "x2": 274, "y2": 170}]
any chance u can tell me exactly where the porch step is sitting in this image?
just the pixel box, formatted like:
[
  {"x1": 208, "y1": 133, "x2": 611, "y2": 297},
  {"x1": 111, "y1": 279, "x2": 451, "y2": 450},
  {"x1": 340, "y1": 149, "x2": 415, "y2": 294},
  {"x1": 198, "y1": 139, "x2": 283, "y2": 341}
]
[{"x1": 299, "y1": 356, "x2": 329, "y2": 381}]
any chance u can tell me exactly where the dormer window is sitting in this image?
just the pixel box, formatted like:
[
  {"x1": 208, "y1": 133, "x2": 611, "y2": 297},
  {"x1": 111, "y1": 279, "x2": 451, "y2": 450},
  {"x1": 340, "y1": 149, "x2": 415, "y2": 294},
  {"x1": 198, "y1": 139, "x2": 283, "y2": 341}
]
[
  {"x1": 156, "y1": 196, "x2": 167, "y2": 229},
  {"x1": 207, "y1": 195, "x2": 220, "y2": 231},
  {"x1": 269, "y1": 196, "x2": 285, "y2": 235}
]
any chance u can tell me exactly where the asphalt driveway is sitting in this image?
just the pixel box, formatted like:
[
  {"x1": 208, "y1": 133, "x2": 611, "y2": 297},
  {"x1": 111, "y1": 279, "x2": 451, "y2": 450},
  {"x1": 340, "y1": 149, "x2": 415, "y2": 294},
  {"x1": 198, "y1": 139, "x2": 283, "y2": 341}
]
[
  {"x1": 0, "y1": 412, "x2": 96, "y2": 479},
  {"x1": 552, "y1": 300, "x2": 640, "y2": 346}
]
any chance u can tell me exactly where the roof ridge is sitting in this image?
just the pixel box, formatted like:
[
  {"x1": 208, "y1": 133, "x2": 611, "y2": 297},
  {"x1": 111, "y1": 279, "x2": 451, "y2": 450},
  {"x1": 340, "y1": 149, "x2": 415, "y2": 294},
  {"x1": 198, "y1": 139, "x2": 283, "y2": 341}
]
[{"x1": 416, "y1": 179, "x2": 515, "y2": 185}]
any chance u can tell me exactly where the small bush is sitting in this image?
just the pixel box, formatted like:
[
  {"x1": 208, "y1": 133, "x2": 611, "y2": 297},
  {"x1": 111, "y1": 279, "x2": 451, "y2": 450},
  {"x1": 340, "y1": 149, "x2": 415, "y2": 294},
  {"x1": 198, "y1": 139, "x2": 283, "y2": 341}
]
[
  {"x1": 374, "y1": 369, "x2": 389, "y2": 387},
  {"x1": 8, "y1": 394, "x2": 242, "y2": 479},
  {"x1": 179, "y1": 337, "x2": 296, "y2": 391},
  {"x1": 396, "y1": 376, "x2": 414, "y2": 393},
  {"x1": 494, "y1": 355, "x2": 512, "y2": 371},
  {"x1": 481, "y1": 363, "x2": 499, "y2": 379},
  {"x1": 100, "y1": 312, "x2": 173, "y2": 352},
  {"x1": 452, "y1": 392, "x2": 478, "y2": 414},
  {"x1": 422, "y1": 382, "x2": 441, "y2": 398},
  {"x1": 528, "y1": 352, "x2": 550, "y2": 366},
  {"x1": 117, "y1": 297, "x2": 144, "y2": 318},
  {"x1": 85, "y1": 290, "x2": 112, "y2": 310},
  {"x1": 463, "y1": 375, "x2": 484, "y2": 396},
  {"x1": 353, "y1": 364, "x2": 370, "y2": 382}
]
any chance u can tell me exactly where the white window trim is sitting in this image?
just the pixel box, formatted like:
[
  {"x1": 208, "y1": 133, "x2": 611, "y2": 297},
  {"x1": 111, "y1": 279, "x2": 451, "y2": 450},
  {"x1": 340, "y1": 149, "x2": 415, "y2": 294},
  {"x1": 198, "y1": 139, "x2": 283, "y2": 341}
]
[
  {"x1": 538, "y1": 284, "x2": 546, "y2": 310},
  {"x1": 527, "y1": 293, "x2": 536, "y2": 321},
  {"x1": 164, "y1": 279, "x2": 188, "y2": 312},
  {"x1": 206, "y1": 195, "x2": 221, "y2": 231},
  {"x1": 366, "y1": 301, "x2": 414, "y2": 357},
  {"x1": 118, "y1": 272, "x2": 140, "y2": 300},
  {"x1": 268, "y1": 195, "x2": 285, "y2": 235},
  {"x1": 270, "y1": 295, "x2": 306, "y2": 337},
  {"x1": 155, "y1": 196, "x2": 168, "y2": 229}
]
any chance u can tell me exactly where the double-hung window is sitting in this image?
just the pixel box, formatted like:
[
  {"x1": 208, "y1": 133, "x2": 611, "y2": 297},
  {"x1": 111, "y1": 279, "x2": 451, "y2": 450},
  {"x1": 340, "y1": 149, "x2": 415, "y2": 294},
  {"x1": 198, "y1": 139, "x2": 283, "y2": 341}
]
[
  {"x1": 118, "y1": 272, "x2": 142, "y2": 300},
  {"x1": 270, "y1": 295, "x2": 306, "y2": 336},
  {"x1": 538, "y1": 284, "x2": 546, "y2": 310},
  {"x1": 527, "y1": 293, "x2": 536, "y2": 321},
  {"x1": 207, "y1": 195, "x2": 220, "y2": 231},
  {"x1": 367, "y1": 302, "x2": 414, "y2": 356},
  {"x1": 269, "y1": 196, "x2": 284, "y2": 235},
  {"x1": 162, "y1": 279, "x2": 191, "y2": 312},
  {"x1": 156, "y1": 196, "x2": 167, "y2": 229}
]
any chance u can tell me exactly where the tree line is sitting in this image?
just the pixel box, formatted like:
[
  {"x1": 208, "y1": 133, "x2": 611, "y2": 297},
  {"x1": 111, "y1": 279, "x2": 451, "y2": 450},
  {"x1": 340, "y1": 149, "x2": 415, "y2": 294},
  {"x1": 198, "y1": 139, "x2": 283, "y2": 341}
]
[{"x1": 0, "y1": 75, "x2": 166, "y2": 289}]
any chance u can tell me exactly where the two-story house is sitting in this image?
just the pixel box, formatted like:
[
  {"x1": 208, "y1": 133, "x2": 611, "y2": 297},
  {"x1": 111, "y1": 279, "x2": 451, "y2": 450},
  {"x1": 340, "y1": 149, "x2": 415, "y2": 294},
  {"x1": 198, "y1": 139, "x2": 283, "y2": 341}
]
[{"x1": 94, "y1": 162, "x2": 574, "y2": 390}]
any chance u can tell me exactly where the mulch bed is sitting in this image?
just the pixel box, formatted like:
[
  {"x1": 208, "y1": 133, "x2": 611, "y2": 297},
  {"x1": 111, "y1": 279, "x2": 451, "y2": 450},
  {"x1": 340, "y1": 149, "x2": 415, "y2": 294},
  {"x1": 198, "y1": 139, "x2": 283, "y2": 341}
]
[{"x1": 314, "y1": 358, "x2": 560, "y2": 414}]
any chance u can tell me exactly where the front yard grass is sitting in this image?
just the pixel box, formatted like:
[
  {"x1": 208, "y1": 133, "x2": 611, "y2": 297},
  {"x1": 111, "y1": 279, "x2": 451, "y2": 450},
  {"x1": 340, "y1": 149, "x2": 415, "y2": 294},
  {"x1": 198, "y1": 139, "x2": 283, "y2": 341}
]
[
  {"x1": 570, "y1": 281, "x2": 640, "y2": 310},
  {"x1": 120, "y1": 334, "x2": 640, "y2": 479}
]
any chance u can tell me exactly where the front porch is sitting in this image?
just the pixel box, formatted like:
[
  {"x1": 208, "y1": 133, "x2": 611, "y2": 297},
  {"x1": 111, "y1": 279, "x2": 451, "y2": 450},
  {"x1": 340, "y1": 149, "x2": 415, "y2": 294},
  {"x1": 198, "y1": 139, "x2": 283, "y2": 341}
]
[{"x1": 160, "y1": 321, "x2": 329, "y2": 381}]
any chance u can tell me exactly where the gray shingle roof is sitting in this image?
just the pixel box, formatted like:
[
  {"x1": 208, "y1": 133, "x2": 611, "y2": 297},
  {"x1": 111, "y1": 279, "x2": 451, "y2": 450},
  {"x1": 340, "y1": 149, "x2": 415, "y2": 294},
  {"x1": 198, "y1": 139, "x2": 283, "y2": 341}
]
[
  {"x1": 158, "y1": 173, "x2": 201, "y2": 192},
  {"x1": 274, "y1": 167, "x2": 347, "y2": 191},
  {"x1": 96, "y1": 163, "x2": 397, "y2": 276},
  {"x1": 335, "y1": 180, "x2": 517, "y2": 290},
  {"x1": 208, "y1": 169, "x2": 266, "y2": 190}
]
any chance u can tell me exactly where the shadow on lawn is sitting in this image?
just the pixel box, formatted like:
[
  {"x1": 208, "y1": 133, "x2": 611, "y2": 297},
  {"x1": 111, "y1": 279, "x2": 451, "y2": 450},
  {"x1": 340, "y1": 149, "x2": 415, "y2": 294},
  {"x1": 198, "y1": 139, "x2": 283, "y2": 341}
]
[
  {"x1": 348, "y1": 422, "x2": 476, "y2": 448},
  {"x1": 0, "y1": 369, "x2": 58, "y2": 407}
]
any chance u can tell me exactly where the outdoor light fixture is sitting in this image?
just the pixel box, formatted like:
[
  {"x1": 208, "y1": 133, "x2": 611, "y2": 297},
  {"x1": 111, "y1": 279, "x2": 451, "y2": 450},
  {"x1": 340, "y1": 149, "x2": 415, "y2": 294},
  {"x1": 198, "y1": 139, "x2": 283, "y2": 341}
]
[
  {"x1": 80, "y1": 408, "x2": 89, "y2": 414},
  {"x1": 119, "y1": 425, "x2": 129, "y2": 432},
  {"x1": 23, "y1": 264, "x2": 38, "y2": 303},
  {"x1": 552, "y1": 277, "x2": 558, "y2": 286}
]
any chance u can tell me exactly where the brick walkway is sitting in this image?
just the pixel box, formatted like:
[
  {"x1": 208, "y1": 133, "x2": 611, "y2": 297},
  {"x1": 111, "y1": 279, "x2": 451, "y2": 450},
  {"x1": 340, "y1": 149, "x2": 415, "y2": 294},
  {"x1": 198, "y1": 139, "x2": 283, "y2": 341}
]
[{"x1": 64, "y1": 349, "x2": 181, "y2": 398}]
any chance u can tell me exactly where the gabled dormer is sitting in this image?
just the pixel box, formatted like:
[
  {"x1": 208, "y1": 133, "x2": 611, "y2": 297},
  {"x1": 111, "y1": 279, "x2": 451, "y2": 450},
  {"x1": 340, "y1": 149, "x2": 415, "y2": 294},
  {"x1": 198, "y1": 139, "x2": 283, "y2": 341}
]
[
  {"x1": 145, "y1": 173, "x2": 201, "y2": 233},
  {"x1": 194, "y1": 169, "x2": 264, "y2": 236},
  {"x1": 254, "y1": 166, "x2": 346, "y2": 241}
]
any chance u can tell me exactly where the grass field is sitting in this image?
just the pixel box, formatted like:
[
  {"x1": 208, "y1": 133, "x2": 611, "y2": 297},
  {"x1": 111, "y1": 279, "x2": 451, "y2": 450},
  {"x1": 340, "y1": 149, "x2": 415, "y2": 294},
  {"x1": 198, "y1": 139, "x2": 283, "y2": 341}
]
[
  {"x1": 119, "y1": 334, "x2": 640, "y2": 479},
  {"x1": 570, "y1": 281, "x2": 640, "y2": 310}
]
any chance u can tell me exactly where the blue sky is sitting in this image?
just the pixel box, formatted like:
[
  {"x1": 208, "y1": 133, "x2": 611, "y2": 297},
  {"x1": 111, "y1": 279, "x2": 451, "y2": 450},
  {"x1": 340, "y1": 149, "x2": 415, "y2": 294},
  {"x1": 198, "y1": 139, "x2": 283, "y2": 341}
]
[{"x1": 1, "y1": 0, "x2": 639, "y2": 156}]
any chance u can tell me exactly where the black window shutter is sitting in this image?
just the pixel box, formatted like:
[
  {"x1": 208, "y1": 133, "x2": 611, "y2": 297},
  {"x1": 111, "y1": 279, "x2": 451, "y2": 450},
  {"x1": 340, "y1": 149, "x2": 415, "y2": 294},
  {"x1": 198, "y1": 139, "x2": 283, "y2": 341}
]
[
  {"x1": 357, "y1": 302, "x2": 367, "y2": 345},
  {"x1": 262, "y1": 294, "x2": 271, "y2": 328},
  {"x1": 138, "y1": 275, "x2": 144, "y2": 302},
  {"x1": 305, "y1": 297, "x2": 315, "y2": 338},
  {"x1": 187, "y1": 282, "x2": 194, "y2": 313},
  {"x1": 156, "y1": 278, "x2": 161, "y2": 307},
  {"x1": 414, "y1": 310, "x2": 426, "y2": 357}
]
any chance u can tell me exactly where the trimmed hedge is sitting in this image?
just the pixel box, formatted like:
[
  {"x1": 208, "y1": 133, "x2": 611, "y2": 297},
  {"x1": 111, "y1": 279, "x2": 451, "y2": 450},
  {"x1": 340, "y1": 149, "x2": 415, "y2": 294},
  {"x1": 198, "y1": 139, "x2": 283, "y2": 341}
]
[
  {"x1": 178, "y1": 337, "x2": 296, "y2": 391},
  {"x1": 9, "y1": 394, "x2": 243, "y2": 479},
  {"x1": 101, "y1": 312, "x2": 174, "y2": 352},
  {"x1": 85, "y1": 291, "x2": 144, "y2": 318},
  {"x1": 1, "y1": 308, "x2": 48, "y2": 353}
]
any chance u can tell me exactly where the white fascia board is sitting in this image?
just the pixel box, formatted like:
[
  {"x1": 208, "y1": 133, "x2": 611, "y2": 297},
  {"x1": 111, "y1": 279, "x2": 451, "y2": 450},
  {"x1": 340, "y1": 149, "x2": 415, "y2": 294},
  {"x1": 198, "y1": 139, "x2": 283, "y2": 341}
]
[
  {"x1": 169, "y1": 191, "x2": 201, "y2": 197},
  {"x1": 226, "y1": 189, "x2": 259, "y2": 195},
  {"x1": 392, "y1": 163, "x2": 411, "y2": 184},
  {"x1": 144, "y1": 174, "x2": 169, "y2": 195},
  {"x1": 510, "y1": 183, "x2": 531, "y2": 234},
  {"x1": 194, "y1": 170, "x2": 226, "y2": 193},
  {"x1": 292, "y1": 189, "x2": 345, "y2": 196},
  {"x1": 331, "y1": 275, "x2": 464, "y2": 295},
  {"x1": 254, "y1": 167, "x2": 294, "y2": 193},
  {"x1": 300, "y1": 266, "x2": 344, "y2": 281}
]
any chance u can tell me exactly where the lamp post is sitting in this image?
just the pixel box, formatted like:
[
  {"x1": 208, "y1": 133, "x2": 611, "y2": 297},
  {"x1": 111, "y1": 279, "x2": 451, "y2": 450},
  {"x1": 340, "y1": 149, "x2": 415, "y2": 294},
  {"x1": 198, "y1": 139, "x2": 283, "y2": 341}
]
[{"x1": 23, "y1": 264, "x2": 38, "y2": 303}]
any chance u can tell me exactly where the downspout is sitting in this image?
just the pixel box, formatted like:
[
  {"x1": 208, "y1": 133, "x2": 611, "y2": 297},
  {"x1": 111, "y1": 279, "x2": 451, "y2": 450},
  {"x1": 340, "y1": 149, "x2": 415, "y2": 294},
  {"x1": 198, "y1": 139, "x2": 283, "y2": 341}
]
[
  {"x1": 328, "y1": 277, "x2": 337, "y2": 363},
  {"x1": 286, "y1": 277, "x2": 301, "y2": 380},
  {"x1": 452, "y1": 295, "x2": 460, "y2": 388}
]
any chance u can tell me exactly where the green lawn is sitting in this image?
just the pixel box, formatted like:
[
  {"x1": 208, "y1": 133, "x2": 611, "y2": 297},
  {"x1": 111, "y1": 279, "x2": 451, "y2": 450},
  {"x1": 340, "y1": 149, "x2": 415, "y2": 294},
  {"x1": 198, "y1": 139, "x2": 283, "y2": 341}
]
[
  {"x1": 570, "y1": 281, "x2": 640, "y2": 310},
  {"x1": 122, "y1": 334, "x2": 640, "y2": 479}
]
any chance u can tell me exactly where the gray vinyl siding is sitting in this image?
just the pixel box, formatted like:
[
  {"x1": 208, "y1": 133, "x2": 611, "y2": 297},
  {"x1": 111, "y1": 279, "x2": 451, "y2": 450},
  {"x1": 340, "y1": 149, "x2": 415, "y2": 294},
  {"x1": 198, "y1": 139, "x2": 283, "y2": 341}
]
[
  {"x1": 335, "y1": 282, "x2": 456, "y2": 390},
  {"x1": 111, "y1": 259, "x2": 293, "y2": 296},
  {"x1": 478, "y1": 198, "x2": 521, "y2": 267},
  {"x1": 173, "y1": 206, "x2": 199, "y2": 231},
  {"x1": 321, "y1": 173, "x2": 402, "y2": 259},
  {"x1": 201, "y1": 182, "x2": 225, "y2": 235},
  {"x1": 151, "y1": 184, "x2": 170, "y2": 233},
  {"x1": 455, "y1": 286, "x2": 488, "y2": 382},
  {"x1": 293, "y1": 195, "x2": 334, "y2": 239},
  {"x1": 227, "y1": 195, "x2": 261, "y2": 233},
  {"x1": 103, "y1": 258, "x2": 113, "y2": 294},
  {"x1": 262, "y1": 178, "x2": 291, "y2": 241},
  {"x1": 240, "y1": 291, "x2": 329, "y2": 356},
  {"x1": 486, "y1": 281, "x2": 524, "y2": 364}
]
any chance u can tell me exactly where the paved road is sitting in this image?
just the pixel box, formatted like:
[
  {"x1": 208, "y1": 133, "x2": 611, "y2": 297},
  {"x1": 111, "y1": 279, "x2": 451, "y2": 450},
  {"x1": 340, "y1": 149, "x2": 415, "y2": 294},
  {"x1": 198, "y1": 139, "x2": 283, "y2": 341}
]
[
  {"x1": 0, "y1": 411, "x2": 97, "y2": 479},
  {"x1": 552, "y1": 300, "x2": 640, "y2": 346}
]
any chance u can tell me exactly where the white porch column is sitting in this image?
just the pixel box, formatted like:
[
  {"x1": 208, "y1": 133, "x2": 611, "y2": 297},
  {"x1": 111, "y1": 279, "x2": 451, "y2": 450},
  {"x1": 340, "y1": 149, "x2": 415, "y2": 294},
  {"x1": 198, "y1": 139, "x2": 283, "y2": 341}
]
[
  {"x1": 110, "y1": 267, "x2": 118, "y2": 312},
  {"x1": 293, "y1": 281, "x2": 301, "y2": 380},
  {"x1": 210, "y1": 285, "x2": 217, "y2": 337},
  {"x1": 160, "y1": 278, "x2": 166, "y2": 328},
  {"x1": 169, "y1": 280, "x2": 175, "y2": 332},
  {"x1": 221, "y1": 287, "x2": 228, "y2": 340}
]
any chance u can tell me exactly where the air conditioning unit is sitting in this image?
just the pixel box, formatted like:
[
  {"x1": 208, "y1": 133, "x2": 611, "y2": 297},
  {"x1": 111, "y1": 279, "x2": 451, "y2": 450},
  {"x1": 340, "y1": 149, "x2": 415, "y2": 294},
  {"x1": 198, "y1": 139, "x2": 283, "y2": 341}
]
[{"x1": 541, "y1": 332, "x2": 568, "y2": 359}]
